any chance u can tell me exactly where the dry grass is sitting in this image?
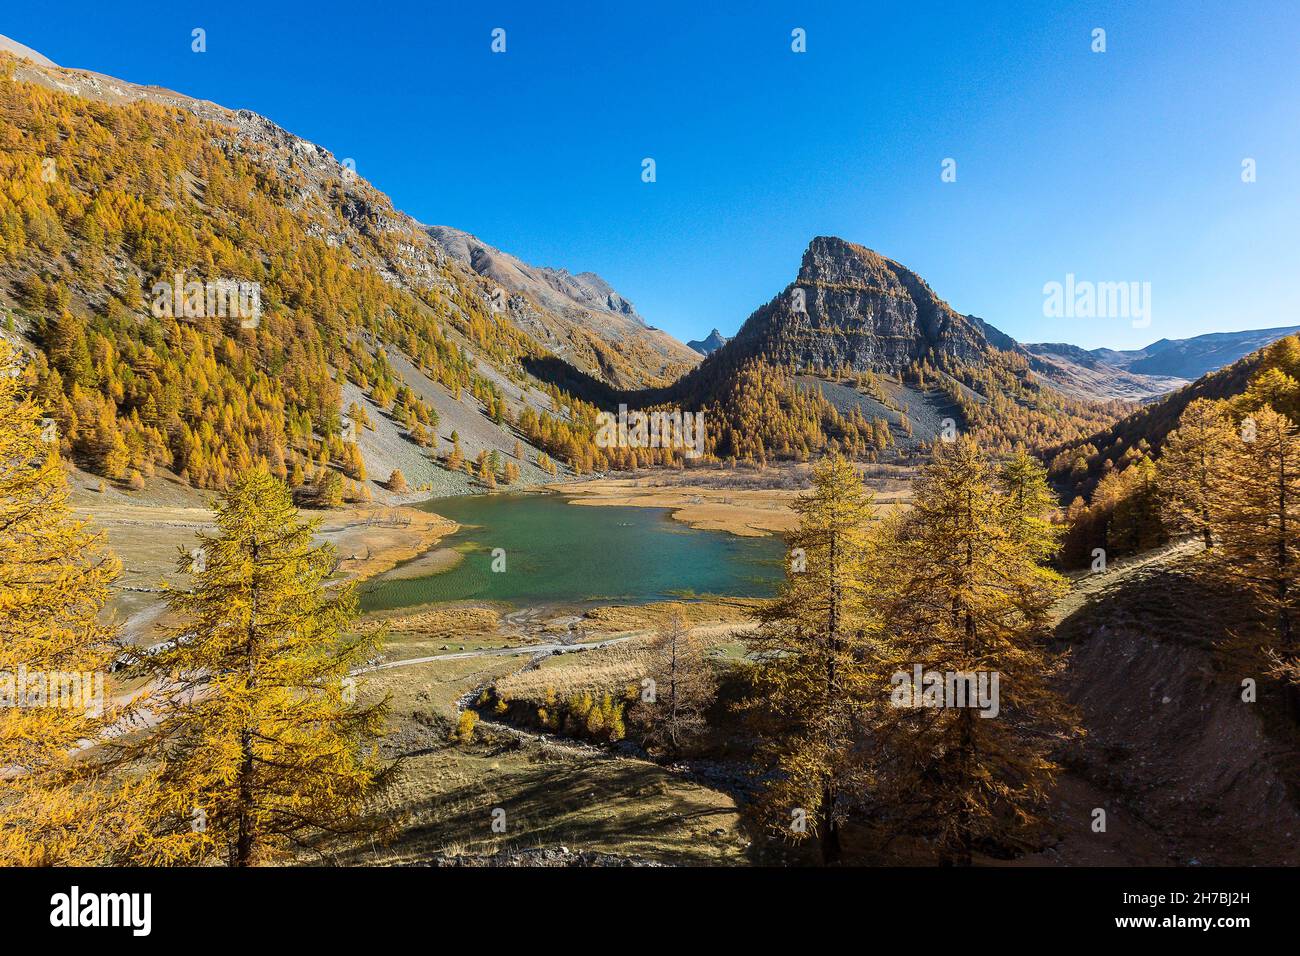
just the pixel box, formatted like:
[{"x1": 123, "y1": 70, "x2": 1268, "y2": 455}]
[
  {"x1": 358, "y1": 605, "x2": 525, "y2": 661},
  {"x1": 495, "y1": 642, "x2": 653, "y2": 704},
  {"x1": 344, "y1": 742, "x2": 747, "y2": 865},
  {"x1": 355, "y1": 605, "x2": 501, "y2": 638},
  {"x1": 559, "y1": 477, "x2": 801, "y2": 536},
  {"x1": 580, "y1": 597, "x2": 761, "y2": 633},
  {"x1": 81, "y1": 495, "x2": 456, "y2": 646},
  {"x1": 492, "y1": 620, "x2": 745, "y2": 706},
  {"x1": 559, "y1": 468, "x2": 911, "y2": 537},
  {"x1": 321, "y1": 508, "x2": 457, "y2": 582},
  {"x1": 325, "y1": 655, "x2": 750, "y2": 865}
]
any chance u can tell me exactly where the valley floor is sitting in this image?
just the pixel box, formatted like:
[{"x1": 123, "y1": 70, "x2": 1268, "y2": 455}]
[
  {"x1": 327, "y1": 525, "x2": 1300, "y2": 866},
  {"x1": 557, "y1": 463, "x2": 911, "y2": 536},
  {"x1": 82, "y1": 471, "x2": 1300, "y2": 866}
]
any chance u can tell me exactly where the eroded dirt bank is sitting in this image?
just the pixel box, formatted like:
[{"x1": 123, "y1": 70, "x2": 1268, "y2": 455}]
[{"x1": 1040, "y1": 542, "x2": 1300, "y2": 865}]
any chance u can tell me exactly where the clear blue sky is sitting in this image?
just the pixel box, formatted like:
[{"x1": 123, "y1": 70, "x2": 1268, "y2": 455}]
[{"x1": 5, "y1": 1, "x2": 1298, "y2": 349}]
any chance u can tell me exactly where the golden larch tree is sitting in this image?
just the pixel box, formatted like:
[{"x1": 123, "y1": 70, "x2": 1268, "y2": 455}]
[
  {"x1": 1209, "y1": 405, "x2": 1300, "y2": 676},
  {"x1": 877, "y1": 438, "x2": 1077, "y2": 865},
  {"x1": 130, "y1": 468, "x2": 394, "y2": 865},
  {"x1": 747, "y1": 454, "x2": 882, "y2": 864},
  {"x1": 1157, "y1": 398, "x2": 1235, "y2": 549},
  {"x1": 1000, "y1": 444, "x2": 1062, "y2": 566},
  {"x1": 0, "y1": 340, "x2": 137, "y2": 864}
]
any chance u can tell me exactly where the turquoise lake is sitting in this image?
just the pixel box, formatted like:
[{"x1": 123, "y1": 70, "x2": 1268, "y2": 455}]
[{"x1": 359, "y1": 493, "x2": 786, "y2": 611}]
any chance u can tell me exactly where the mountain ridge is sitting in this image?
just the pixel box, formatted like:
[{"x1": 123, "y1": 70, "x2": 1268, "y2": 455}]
[
  {"x1": 2, "y1": 33, "x2": 1273, "y2": 408},
  {"x1": 0, "y1": 34, "x2": 1282, "y2": 483},
  {"x1": 424, "y1": 224, "x2": 698, "y2": 388},
  {"x1": 1, "y1": 35, "x2": 693, "y2": 394},
  {"x1": 0, "y1": 33, "x2": 56, "y2": 67},
  {"x1": 0, "y1": 44, "x2": 633, "y2": 496},
  {"x1": 1027, "y1": 325, "x2": 1300, "y2": 383}
]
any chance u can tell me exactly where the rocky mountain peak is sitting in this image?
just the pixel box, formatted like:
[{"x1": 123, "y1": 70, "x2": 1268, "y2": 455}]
[
  {"x1": 723, "y1": 236, "x2": 991, "y2": 374},
  {"x1": 798, "y1": 236, "x2": 897, "y2": 284},
  {"x1": 687, "y1": 329, "x2": 728, "y2": 355}
]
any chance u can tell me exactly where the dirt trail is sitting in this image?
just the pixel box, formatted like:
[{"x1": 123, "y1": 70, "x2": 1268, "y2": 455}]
[
  {"x1": 1050, "y1": 538, "x2": 1202, "y2": 626},
  {"x1": 356, "y1": 634, "x2": 638, "y2": 673}
]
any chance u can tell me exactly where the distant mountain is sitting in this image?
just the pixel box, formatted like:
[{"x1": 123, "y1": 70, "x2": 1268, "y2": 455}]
[
  {"x1": 1023, "y1": 327, "x2": 1300, "y2": 403},
  {"x1": 687, "y1": 329, "x2": 728, "y2": 355},
  {"x1": 426, "y1": 225, "x2": 699, "y2": 388},
  {"x1": 1044, "y1": 334, "x2": 1299, "y2": 502},
  {"x1": 1087, "y1": 327, "x2": 1299, "y2": 379},
  {"x1": 1021, "y1": 344, "x2": 1190, "y2": 402}
]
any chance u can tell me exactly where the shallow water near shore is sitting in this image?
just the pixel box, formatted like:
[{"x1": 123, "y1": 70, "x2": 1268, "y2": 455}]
[{"x1": 359, "y1": 492, "x2": 785, "y2": 611}]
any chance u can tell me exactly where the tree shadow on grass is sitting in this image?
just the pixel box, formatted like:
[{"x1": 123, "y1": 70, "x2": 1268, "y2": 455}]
[{"x1": 334, "y1": 746, "x2": 755, "y2": 866}]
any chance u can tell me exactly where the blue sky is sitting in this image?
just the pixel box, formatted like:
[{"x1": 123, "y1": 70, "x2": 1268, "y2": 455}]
[{"x1": 5, "y1": 1, "x2": 1299, "y2": 349}]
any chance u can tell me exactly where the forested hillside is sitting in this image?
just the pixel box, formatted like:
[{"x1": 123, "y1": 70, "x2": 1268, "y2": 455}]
[
  {"x1": 1051, "y1": 334, "x2": 1300, "y2": 574},
  {"x1": 1046, "y1": 337, "x2": 1289, "y2": 501},
  {"x1": 658, "y1": 238, "x2": 1130, "y2": 462},
  {"x1": 0, "y1": 52, "x2": 623, "y2": 494},
  {"x1": 0, "y1": 51, "x2": 1132, "y2": 493}
]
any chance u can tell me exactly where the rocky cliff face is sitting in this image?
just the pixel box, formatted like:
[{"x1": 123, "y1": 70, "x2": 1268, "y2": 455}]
[{"x1": 727, "y1": 237, "x2": 993, "y2": 373}]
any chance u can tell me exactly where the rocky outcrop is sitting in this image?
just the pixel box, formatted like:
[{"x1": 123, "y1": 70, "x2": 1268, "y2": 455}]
[
  {"x1": 710, "y1": 236, "x2": 1285, "y2": 402},
  {"x1": 726, "y1": 236, "x2": 993, "y2": 374}
]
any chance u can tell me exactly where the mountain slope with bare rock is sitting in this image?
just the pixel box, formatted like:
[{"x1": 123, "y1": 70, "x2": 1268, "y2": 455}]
[{"x1": 426, "y1": 224, "x2": 699, "y2": 389}]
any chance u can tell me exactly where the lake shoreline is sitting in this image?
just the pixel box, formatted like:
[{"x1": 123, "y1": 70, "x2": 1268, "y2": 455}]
[
  {"x1": 546, "y1": 477, "x2": 800, "y2": 538},
  {"x1": 359, "y1": 492, "x2": 786, "y2": 613}
]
